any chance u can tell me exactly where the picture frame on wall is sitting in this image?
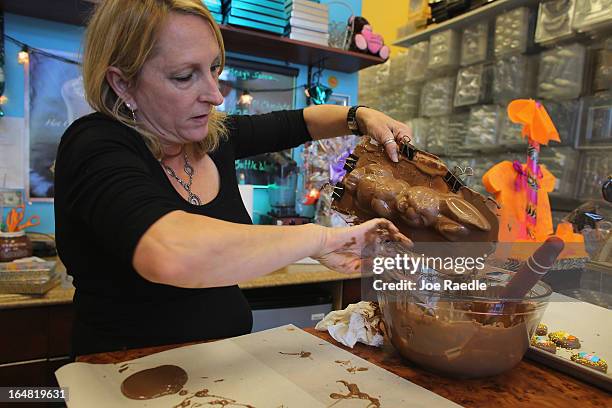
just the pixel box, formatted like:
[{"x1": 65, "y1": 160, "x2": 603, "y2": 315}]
[
  {"x1": 25, "y1": 50, "x2": 93, "y2": 202},
  {"x1": 327, "y1": 93, "x2": 350, "y2": 107}
]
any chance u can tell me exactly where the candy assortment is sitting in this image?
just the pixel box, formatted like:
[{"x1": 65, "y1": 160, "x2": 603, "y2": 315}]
[
  {"x1": 492, "y1": 54, "x2": 538, "y2": 104},
  {"x1": 454, "y1": 63, "x2": 492, "y2": 107},
  {"x1": 461, "y1": 22, "x2": 489, "y2": 66},
  {"x1": 420, "y1": 76, "x2": 456, "y2": 117},
  {"x1": 572, "y1": 0, "x2": 612, "y2": 32},
  {"x1": 494, "y1": 7, "x2": 532, "y2": 57},
  {"x1": 535, "y1": 0, "x2": 576, "y2": 44},
  {"x1": 537, "y1": 43, "x2": 586, "y2": 100},
  {"x1": 405, "y1": 41, "x2": 430, "y2": 84},
  {"x1": 466, "y1": 105, "x2": 500, "y2": 146},
  {"x1": 428, "y1": 29, "x2": 461, "y2": 72}
]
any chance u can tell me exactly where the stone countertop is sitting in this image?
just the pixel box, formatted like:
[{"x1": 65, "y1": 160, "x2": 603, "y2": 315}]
[
  {"x1": 76, "y1": 328, "x2": 611, "y2": 407},
  {"x1": 0, "y1": 260, "x2": 359, "y2": 310}
]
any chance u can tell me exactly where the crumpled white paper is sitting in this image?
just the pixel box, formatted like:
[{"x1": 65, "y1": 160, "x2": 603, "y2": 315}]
[{"x1": 315, "y1": 301, "x2": 384, "y2": 348}]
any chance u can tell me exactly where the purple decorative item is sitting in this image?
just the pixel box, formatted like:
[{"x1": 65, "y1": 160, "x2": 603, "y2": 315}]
[{"x1": 330, "y1": 150, "x2": 351, "y2": 184}]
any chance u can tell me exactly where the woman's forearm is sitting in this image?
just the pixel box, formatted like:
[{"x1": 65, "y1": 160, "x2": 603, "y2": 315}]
[
  {"x1": 303, "y1": 104, "x2": 352, "y2": 140},
  {"x1": 134, "y1": 211, "x2": 327, "y2": 288}
]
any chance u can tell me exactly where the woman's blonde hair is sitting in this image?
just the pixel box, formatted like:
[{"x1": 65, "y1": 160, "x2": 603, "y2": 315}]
[{"x1": 82, "y1": 0, "x2": 227, "y2": 159}]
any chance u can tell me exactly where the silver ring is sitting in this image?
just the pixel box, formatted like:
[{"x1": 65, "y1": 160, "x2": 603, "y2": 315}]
[
  {"x1": 382, "y1": 138, "x2": 396, "y2": 146},
  {"x1": 529, "y1": 255, "x2": 553, "y2": 271},
  {"x1": 527, "y1": 256, "x2": 550, "y2": 275}
]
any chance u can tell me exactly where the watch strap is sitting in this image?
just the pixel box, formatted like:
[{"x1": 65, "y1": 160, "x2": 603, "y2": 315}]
[{"x1": 347, "y1": 105, "x2": 367, "y2": 136}]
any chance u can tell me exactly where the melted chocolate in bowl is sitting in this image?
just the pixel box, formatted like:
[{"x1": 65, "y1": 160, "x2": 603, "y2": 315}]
[
  {"x1": 378, "y1": 272, "x2": 552, "y2": 378},
  {"x1": 120, "y1": 365, "x2": 188, "y2": 400}
]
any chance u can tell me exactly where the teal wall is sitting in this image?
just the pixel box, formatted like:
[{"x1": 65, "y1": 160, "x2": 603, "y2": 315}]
[{"x1": 1, "y1": 0, "x2": 361, "y2": 232}]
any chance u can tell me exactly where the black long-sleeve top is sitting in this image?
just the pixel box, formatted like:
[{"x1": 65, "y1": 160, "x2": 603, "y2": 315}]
[{"x1": 54, "y1": 110, "x2": 312, "y2": 356}]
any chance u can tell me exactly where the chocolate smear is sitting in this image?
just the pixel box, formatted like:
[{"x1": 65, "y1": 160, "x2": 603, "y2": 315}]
[
  {"x1": 279, "y1": 351, "x2": 311, "y2": 358},
  {"x1": 328, "y1": 380, "x2": 380, "y2": 407},
  {"x1": 120, "y1": 365, "x2": 187, "y2": 400}
]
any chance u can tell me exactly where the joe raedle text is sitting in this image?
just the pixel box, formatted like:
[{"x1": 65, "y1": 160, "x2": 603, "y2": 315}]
[{"x1": 372, "y1": 279, "x2": 487, "y2": 291}]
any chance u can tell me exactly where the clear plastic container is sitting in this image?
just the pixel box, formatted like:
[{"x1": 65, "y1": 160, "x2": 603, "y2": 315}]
[
  {"x1": 383, "y1": 82, "x2": 421, "y2": 122},
  {"x1": 0, "y1": 259, "x2": 57, "y2": 281},
  {"x1": 388, "y1": 51, "x2": 410, "y2": 87},
  {"x1": 494, "y1": 7, "x2": 532, "y2": 57},
  {"x1": 535, "y1": 0, "x2": 576, "y2": 44},
  {"x1": 448, "y1": 113, "x2": 470, "y2": 152},
  {"x1": 461, "y1": 22, "x2": 489, "y2": 66},
  {"x1": 492, "y1": 54, "x2": 538, "y2": 104},
  {"x1": 498, "y1": 112, "x2": 525, "y2": 145},
  {"x1": 572, "y1": 0, "x2": 612, "y2": 32},
  {"x1": 592, "y1": 37, "x2": 612, "y2": 92},
  {"x1": 420, "y1": 76, "x2": 456, "y2": 117},
  {"x1": 577, "y1": 151, "x2": 612, "y2": 198},
  {"x1": 466, "y1": 105, "x2": 501, "y2": 146},
  {"x1": 406, "y1": 40, "x2": 430, "y2": 83},
  {"x1": 426, "y1": 116, "x2": 450, "y2": 155},
  {"x1": 577, "y1": 92, "x2": 612, "y2": 146},
  {"x1": 428, "y1": 29, "x2": 461, "y2": 72},
  {"x1": 406, "y1": 117, "x2": 430, "y2": 149},
  {"x1": 539, "y1": 146, "x2": 580, "y2": 196},
  {"x1": 541, "y1": 99, "x2": 582, "y2": 146},
  {"x1": 537, "y1": 43, "x2": 586, "y2": 100},
  {"x1": 454, "y1": 63, "x2": 492, "y2": 107}
]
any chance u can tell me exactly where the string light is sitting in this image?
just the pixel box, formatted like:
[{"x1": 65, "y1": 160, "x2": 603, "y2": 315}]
[
  {"x1": 17, "y1": 45, "x2": 29, "y2": 65},
  {"x1": 0, "y1": 95, "x2": 7, "y2": 105},
  {"x1": 303, "y1": 188, "x2": 320, "y2": 205}
]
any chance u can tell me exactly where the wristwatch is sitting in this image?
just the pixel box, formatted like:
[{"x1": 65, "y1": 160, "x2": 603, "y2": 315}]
[{"x1": 347, "y1": 105, "x2": 367, "y2": 136}]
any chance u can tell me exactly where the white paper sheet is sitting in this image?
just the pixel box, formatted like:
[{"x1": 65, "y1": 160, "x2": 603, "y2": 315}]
[{"x1": 56, "y1": 325, "x2": 460, "y2": 407}]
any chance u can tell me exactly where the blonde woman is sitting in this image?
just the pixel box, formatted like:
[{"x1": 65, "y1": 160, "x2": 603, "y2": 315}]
[{"x1": 54, "y1": 0, "x2": 412, "y2": 356}]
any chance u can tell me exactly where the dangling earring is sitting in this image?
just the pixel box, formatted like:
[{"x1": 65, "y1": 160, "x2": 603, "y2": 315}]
[{"x1": 125, "y1": 102, "x2": 137, "y2": 123}]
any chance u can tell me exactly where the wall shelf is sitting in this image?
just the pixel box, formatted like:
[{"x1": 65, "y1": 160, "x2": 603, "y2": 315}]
[
  {"x1": 1, "y1": 0, "x2": 384, "y2": 73},
  {"x1": 393, "y1": 0, "x2": 541, "y2": 47}
]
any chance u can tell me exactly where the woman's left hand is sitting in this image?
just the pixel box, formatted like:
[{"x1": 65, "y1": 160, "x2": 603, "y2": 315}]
[{"x1": 356, "y1": 108, "x2": 412, "y2": 163}]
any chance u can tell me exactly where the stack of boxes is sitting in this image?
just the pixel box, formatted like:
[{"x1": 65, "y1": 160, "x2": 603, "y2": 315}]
[
  {"x1": 285, "y1": 0, "x2": 329, "y2": 46},
  {"x1": 223, "y1": 0, "x2": 288, "y2": 35},
  {"x1": 204, "y1": 0, "x2": 223, "y2": 24},
  {"x1": 219, "y1": 0, "x2": 330, "y2": 46}
]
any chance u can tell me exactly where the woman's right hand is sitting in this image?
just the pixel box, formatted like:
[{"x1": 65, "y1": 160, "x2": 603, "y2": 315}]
[{"x1": 312, "y1": 218, "x2": 413, "y2": 274}]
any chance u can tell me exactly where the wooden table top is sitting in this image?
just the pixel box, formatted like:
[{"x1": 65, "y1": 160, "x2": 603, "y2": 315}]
[{"x1": 77, "y1": 328, "x2": 611, "y2": 407}]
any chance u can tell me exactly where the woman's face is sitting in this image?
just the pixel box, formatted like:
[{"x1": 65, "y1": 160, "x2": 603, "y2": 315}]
[{"x1": 130, "y1": 13, "x2": 224, "y2": 150}]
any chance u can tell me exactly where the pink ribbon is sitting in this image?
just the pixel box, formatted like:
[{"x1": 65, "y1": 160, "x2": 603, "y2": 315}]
[{"x1": 513, "y1": 160, "x2": 543, "y2": 192}]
